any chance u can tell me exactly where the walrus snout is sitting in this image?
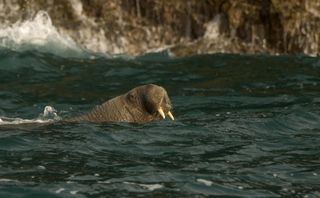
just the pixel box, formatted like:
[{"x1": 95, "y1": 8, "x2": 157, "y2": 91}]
[
  {"x1": 140, "y1": 84, "x2": 174, "y2": 121},
  {"x1": 156, "y1": 92, "x2": 174, "y2": 121}
]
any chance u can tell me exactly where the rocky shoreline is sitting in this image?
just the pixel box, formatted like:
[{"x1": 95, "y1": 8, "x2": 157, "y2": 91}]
[{"x1": 0, "y1": 0, "x2": 319, "y2": 56}]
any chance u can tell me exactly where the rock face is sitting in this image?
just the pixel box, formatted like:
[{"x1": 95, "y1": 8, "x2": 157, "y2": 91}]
[{"x1": 0, "y1": 0, "x2": 319, "y2": 56}]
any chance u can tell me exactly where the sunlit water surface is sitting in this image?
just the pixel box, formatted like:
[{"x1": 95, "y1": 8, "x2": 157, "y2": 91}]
[{"x1": 0, "y1": 49, "x2": 320, "y2": 197}]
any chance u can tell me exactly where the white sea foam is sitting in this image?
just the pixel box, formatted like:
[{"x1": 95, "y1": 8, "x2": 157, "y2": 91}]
[
  {"x1": 123, "y1": 182, "x2": 163, "y2": 191},
  {"x1": 138, "y1": 183, "x2": 163, "y2": 191},
  {"x1": 0, "y1": 11, "x2": 85, "y2": 57},
  {"x1": 196, "y1": 178, "x2": 213, "y2": 186},
  {"x1": 0, "y1": 117, "x2": 53, "y2": 125},
  {"x1": 70, "y1": 190, "x2": 78, "y2": 195},
  {"x1": 0, "y1": 105, "x2": 61, "y2": 125},
  {"x1": 0, "y1": 178, "x2": 17, "y2": 182},
  {"x1": 55, "y1": 188, "x2": 65, "y2": 194}
]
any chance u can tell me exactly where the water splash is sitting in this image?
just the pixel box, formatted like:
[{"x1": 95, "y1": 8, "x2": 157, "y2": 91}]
[
  {"x1": 0, "y1": 105, "x2": 61, "y2": 125},
  {"x1": 0, "y1": 11, "x2": 85, "y2": 57},
  {"x1": 204, "y1": 15, "x2": 223, "y2": 40},
  {"x1": 40, "y1": 106, "x2": 58, "y2": 119}
]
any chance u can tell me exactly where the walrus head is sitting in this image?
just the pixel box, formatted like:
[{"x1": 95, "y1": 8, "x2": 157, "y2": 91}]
[
  {"x1": 125, "y1": 84, "x2": 174, "y2": 121},
  {"x1": 69, "y1": 84, "x2": 174, "y2": 123}
]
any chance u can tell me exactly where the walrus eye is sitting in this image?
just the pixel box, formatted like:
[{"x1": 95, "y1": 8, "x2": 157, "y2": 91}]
[{"x1": 126, "y1": 92, "x2": 136, "y2": 103}]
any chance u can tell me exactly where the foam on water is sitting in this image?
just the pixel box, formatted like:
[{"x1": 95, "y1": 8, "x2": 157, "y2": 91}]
[
  {"x1": 0, "y1": 105, "x2": 61, "y2": 125},
  {"x1": 197, "y1": 178, "x2": 213, "y2": 186},
  {"x1": 0, "y1": 11, "x2": 85, "y2": 57},
  {"x1": 123, "y1": 182, "x2": 163, "y2": 191}
]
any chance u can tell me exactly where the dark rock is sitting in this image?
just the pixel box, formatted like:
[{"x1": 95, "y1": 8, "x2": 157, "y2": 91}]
[{"x1": 0, "y1": 0, "x2": 319, "y2": 56}]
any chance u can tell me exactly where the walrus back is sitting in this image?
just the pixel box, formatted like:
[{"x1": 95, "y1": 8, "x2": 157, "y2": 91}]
[{"x1": 64, "y1": 96, "x2": 132, "y2": 123}]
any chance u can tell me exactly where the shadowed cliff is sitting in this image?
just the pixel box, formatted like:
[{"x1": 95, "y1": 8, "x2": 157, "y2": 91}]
[{"x1": 0, "y1": 0, "x2": 319, "y2": 56}]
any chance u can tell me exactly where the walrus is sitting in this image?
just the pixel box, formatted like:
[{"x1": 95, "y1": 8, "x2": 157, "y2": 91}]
[{"x1": 65, "y1": 84, "x2": 174, "y2": 123}]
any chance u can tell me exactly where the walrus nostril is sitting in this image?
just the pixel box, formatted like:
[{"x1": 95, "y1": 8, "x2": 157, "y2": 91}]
[{"x1": 165, "y1": 103, "x2": 171, "y2": 109}]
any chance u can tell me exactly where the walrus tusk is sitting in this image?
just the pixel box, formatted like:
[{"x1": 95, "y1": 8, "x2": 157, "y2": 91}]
[
  {"x1": 158, "y1": 108, "x2": 166, "y2": 119},
  {"x1": 167, "y1": 111, "x2": 174, "y2": 121}
]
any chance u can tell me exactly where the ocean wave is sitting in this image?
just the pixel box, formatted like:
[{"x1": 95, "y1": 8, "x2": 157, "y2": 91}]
[
  {"x1": 0, "y1": 106, "x2": 61, "y2": 125},
  {"x1": 0, "y1": 10, "x2": 176, "y2": 59},
  {"x1": 0, "y1": 11, "x2": 87, "y2": 58}
]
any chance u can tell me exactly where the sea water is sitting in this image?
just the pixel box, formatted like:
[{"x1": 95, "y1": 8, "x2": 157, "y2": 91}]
[{"x1": 0, "y1": 12, "x2": 320, "y2": 198}]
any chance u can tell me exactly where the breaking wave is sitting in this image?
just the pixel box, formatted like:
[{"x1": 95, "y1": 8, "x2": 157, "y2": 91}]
[{"x1": 0, "y1": 11, "x2": 87, "y2": 57}]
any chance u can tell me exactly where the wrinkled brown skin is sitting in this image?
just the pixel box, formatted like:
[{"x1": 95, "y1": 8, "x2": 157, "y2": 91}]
[{"x1": 65, "y1": 84, "x2": 173, "y2": 123}]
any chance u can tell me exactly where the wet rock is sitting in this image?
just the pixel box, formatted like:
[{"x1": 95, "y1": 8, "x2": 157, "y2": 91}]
[{"x1": 0, "y1": 0, "x2": 319, "y2": 56}]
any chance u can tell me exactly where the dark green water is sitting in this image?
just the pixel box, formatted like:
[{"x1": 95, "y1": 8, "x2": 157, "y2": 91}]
[{"x1": 0, "y1": 49, "x2": 320, "y2": 197}]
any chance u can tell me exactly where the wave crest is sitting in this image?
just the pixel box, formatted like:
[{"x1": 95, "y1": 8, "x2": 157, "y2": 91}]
[{"x1": 0, "y1": 11, "x2": 85, "y2": 57}]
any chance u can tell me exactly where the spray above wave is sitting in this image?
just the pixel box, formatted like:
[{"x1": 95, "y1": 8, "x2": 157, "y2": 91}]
[
  {"x1": 0, "y1": 11, "x2": 86, "y2": 57},
  {"x1": 0, "y1": 106, "x2": 61, "y2": 125}
]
